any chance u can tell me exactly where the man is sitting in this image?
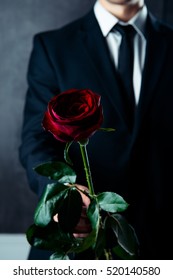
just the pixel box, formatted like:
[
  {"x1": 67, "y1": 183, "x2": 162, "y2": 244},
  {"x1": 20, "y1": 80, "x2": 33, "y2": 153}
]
[{"x1": 19, "y1": 0, "x2": 173, "y2": 259}]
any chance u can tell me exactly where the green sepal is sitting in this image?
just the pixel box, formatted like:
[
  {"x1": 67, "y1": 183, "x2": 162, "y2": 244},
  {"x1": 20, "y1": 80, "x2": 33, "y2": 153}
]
[
  {"x1": 97, "y1": 192, "x2": 129, "y2": 213},
  {"x1": 64, "y1": 142, "x2": 73, "y2": 166},
  {"x1": 58, "y1": 187, "x2": 83, "y2": 232},
  {"x1": 106, "y1": 214, "x2": 139, "y2": 256},
  {"x1": 34, "y1": 161, "x2": 77, "y2": 184},
  {"x1": 78, "y1": 138, "x2": 89, "y2": 146},
  {"x1": 34, "y1": 183, "x2": 69, "y2": 227}
]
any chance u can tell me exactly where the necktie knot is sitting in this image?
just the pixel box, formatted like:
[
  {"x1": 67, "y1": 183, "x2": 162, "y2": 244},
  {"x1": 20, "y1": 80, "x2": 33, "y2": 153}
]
[{"x1": 114, "y1": 23, "x2": 136, "y2": 38}]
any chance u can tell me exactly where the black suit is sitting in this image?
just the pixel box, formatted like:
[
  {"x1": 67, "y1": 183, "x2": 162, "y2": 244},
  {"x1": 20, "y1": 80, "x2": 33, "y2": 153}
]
[{"x1": 20, "y1": 9, "x2": 173, "y2": 259}]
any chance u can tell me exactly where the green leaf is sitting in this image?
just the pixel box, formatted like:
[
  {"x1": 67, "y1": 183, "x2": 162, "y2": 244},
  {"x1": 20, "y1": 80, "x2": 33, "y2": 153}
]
[
  {"x1": 26, "y1": 222, "x2": 88, "y2": 257},
  {"x1": 26, "y1": 222, "x2": 74, "y2": 252},
  {"x1": 34, "y1": 183, "x2": 69, "y2": 227},
  {"x1": 108, "y1": 214, "x2": 139, "y2": 256},
  {"x1": 87, "y1": 199, "x2": 100, "y2": 229},
  {"x1": 50, "y1": 252, "x2": 70, "y2": 260},
  {"x1": 58, "y1": 187, "x2": 83, "y2": 232},
  {"x1": 64, "y1": 142, "x2": 73, "y2": 166},
  {"x1": 97, "y1": 192, "x2": 129, "y2": 213},
  {"x1": 104, "y1": 216, "x2": 118, "y2": 249},
  {"x1": 73, "y1": 199, "x2": 100, "y2": 253},
  {"x1": 113, "y1": 245, "x2": 137, "y2": 260},
  {"x1": 34, "y1": 161, "x2": 77, "y2": 184},
  {"x1": 99, "y1": 128, "x2": 116, "y2": 132},
  {"x1": 94, "y1": 227, "x2": 106, "y2": 259}
]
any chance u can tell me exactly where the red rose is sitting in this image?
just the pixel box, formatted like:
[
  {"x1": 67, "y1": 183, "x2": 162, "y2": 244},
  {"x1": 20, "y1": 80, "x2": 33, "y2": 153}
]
[{"x1": 42, "y1": 89, "x2": 103, "y2": 142}]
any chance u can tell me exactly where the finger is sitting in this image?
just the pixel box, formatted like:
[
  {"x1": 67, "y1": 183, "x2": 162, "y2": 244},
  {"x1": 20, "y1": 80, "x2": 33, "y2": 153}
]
[
  {"x1": 73, "y1": 207, "x2": 92, "y2": 233},
  {"x1": 73, "y1": 233, "x2": 90, "y2": 238},
  {"x1": 74, "y1": 219, "x2": 92, "y2": 232},
  {"x1": 75, "y1": 184, "x2": 90, "y2": 208},
  {"x1": 53, "y1": 214, "x2": 58, "y2": 222}
]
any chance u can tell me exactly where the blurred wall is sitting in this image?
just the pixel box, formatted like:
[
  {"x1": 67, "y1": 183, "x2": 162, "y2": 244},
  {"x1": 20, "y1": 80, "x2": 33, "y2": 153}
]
[{"x1": 0, "y1": 0, "x2": 172, "y2": 233}]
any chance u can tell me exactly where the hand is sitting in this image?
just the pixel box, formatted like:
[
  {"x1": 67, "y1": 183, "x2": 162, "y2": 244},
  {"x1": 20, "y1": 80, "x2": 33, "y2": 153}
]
[{"x1": 53, "y1": 184, "x2": 92, "y2": 238}]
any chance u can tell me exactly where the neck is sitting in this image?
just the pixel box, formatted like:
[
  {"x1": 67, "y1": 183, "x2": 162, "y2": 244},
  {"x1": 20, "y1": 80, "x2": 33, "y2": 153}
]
[{"x1": 99, "y1": 0, "x2": 144, "y2": 22}]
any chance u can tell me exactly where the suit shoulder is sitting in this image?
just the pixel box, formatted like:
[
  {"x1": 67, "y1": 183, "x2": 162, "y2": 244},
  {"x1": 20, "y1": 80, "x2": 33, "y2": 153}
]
[
  {"x1": 33, "y1": 11, "x2": 91, "y2": 42},
  {"x1": 156, "y1": 18, "x2": 173, "y2": 35}
]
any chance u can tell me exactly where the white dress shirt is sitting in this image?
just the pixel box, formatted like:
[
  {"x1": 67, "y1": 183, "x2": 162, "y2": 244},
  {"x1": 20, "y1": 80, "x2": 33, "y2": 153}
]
[{"x1": 94, "y1": 1, "x2": 148, "y2": 104}]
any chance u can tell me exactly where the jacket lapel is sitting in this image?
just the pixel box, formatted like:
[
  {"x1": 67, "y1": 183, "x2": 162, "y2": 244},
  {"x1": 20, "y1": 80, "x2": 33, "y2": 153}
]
[
  {"x1": 77, "y1": 11, "x2": 168, "y2": 135},
  {"x1": 134, "y1": 13, "x2": 168, "y2": 133},
  {"x1": 78, "y1": 10, "x2": 128, "y2": 125}
]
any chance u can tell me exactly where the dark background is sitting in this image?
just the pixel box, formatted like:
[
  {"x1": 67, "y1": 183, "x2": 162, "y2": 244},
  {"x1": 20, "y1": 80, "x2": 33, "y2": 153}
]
[{"x1": 0, "y1": 0, "x2": 172, "y2": 233}]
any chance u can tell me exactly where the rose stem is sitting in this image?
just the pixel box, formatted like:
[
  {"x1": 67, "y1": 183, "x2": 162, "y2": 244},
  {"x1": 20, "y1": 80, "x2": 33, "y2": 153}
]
[{"x1": 79, "y1": 143, "x2": 95, "y2": 196}]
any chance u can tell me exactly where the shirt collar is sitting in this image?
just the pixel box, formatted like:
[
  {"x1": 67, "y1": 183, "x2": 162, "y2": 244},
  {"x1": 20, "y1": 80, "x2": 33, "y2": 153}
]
[{"x1": 94, "y1": 0, "x2": 148, "y2": 39}]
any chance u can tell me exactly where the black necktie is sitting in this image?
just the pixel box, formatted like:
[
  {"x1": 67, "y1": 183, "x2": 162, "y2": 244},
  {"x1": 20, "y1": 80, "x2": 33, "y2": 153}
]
[{"x1": 115, "y1": 23, "x2": 136, "y2": 108}]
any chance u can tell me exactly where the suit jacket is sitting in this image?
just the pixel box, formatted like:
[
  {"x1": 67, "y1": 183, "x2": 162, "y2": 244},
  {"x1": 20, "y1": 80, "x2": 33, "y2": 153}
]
[{"x1": 19, "y1": 9, "x2": 173, "y2": 259}]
